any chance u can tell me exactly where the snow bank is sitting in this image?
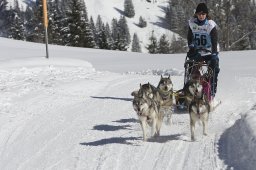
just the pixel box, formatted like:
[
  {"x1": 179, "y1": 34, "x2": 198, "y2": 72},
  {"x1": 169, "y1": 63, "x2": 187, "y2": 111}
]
[
  {"x1": 0, "y1": 57, "x2": 95, "y2": 70},
  {"x1": 218, "y1": 105, "x2": 256, "y2": 170}
]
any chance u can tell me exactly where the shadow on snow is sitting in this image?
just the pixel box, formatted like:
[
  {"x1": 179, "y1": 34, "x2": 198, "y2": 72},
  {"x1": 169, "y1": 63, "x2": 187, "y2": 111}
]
[
  {"x1": 91, "y1": 96, "x2": 132, "y2": 102},
  {"x1": 80, "y1": 134, "x2": 186, "y2": 146},
  {"x1": 113, "y1": 7, "x2": 125, "y2": 16},
  {"x1": 112, "y1": 118, "x2": 138, "y2": 123},
  {"x1": 80, "y1": 137, "x2": 139, "y2": 146},
  {"x1": 93, "y1": 124, "x2": 132, "y2": 131}
]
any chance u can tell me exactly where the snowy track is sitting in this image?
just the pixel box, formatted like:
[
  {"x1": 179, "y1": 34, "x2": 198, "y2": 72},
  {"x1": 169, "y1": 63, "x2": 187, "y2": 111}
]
[
  {"x1": 1, "y1": 38, "x2": 256, "y2": 169},
  {"x1": 0, "y1": 65, "x2": 228, "y2": 170}
]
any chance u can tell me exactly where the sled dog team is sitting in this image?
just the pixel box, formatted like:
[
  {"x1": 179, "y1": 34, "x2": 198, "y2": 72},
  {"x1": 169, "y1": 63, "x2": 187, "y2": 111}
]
[{"x1": 131, "y1": 75, "x2": 211, "y2": 141}]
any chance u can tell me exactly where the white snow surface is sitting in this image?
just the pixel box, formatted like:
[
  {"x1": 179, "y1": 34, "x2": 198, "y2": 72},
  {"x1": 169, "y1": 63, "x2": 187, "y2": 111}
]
[
  {"x1": 0, "y1": 37, "x2": 256, "y2": 170},
  {"x1": 86, "y1": 0, "x2": 177, "y2": 52}
]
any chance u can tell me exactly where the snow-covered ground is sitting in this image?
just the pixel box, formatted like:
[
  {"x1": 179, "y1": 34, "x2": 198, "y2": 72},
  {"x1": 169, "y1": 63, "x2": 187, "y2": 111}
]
[{"x1": 0, "y1": 37, "x2": 256, "y2": 170}]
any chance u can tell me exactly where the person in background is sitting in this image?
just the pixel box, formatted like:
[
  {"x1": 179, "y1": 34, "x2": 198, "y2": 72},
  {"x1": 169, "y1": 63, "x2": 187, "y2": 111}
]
[{"x1": 187, "y1": 2, "x2": 220, "y2": 99}]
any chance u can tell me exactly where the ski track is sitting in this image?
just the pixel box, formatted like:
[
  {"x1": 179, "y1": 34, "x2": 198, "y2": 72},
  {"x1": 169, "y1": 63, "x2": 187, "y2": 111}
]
[{"x1": 0, "y1": 65, "x2": 231, "y2": 170}]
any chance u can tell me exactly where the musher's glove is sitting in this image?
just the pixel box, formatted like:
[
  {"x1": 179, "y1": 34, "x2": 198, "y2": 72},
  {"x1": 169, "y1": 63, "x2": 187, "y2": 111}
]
[
  {"x1": 188, "y1": 44, "x2": 195, "y2": 49},
  {"x1": 211, "y1": 53, "x2": 219, "y2": 60},
  {"x1": 187, "y1": 44, "x2": 196, "y2": 59}
]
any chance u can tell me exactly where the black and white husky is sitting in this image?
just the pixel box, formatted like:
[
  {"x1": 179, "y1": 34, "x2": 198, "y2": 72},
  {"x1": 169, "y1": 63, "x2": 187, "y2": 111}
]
[
  {"x1": 189, "y1": 96, "x2": 210, "y2": 141},
  {"x1": 131, "y1": 92, "x2": 164, "y2": 141},
  {"x1": 183, "y1": 79, "x2": 204, "y2": 107}
]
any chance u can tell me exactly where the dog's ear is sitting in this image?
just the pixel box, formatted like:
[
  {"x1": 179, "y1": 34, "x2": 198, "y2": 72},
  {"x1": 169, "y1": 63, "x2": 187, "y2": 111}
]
[
  {"x1": 168, "y1": 74, "x2": 170, "y2": 79},
  {"x1": 131, "y1": 91, "x2": 138, "y2": 97},
  {"x1": 161, "y1": 75, "x2": 163, "y2": 79},
  {"x1": 140, "y1": 83, "x2": 142, "y2": 88},
  {"x1": 131, "y1": 91, "x2": 135, "y2": 96}
]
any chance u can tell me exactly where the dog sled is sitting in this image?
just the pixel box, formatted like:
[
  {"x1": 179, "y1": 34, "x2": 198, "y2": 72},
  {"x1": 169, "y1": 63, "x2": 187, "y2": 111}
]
[{"x1": 175, "y1": 50, "x2": 221, "y2": 112}]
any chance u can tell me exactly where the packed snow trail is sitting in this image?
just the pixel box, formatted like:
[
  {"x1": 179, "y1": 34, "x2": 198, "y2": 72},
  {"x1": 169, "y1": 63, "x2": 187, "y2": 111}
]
[
  {"x1": 0, "y1": 63, "x2": 229, "y2": 170},
  {"x1": 78, "y1": 74, "x2": 228, "y2": 170},
  {"x1": 1, "y1": 38, "x2": 256, "y2": 169}
]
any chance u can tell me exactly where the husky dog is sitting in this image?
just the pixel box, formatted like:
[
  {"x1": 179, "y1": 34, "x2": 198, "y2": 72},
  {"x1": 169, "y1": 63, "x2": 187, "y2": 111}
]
[
  {"x1": 157, "y1": 75, "x2": 174, "y2": 124},
  {"x1": 137, "y1": 82, "x2": 163, "y2": 106},
  {"x1": 189, "y1": 96, "x2": 210, "y2": 141},
  {"x1": 132, "y1": 92, "x2": 164, "y2": 141},
  {"x1": 183, "y1": 79, "x2": 204, "y2": 107},
  {"x1": 157, "y1": 75, "x2": 173, "y2": 101}
]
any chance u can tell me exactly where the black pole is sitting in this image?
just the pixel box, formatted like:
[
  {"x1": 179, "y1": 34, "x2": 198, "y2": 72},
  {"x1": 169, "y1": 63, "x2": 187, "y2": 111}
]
[{"x1": 45, "y1": 27, "x2": 49, "y2": 59}]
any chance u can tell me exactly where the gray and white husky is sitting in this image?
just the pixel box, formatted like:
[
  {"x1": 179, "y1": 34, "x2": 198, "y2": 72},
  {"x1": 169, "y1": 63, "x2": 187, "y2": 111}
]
[
  {"x1": 157, "y1": 75, "x2": 174, "y2": 124},
  {"x1": 131, "y1": 92, "x2": 164, "y2": 141},
  {"x1": 189, "y1": 96, "x2": 210, "y2": 141},
  {"x1": 137, "y1": 82, "x2": 163, "y2": 105}
]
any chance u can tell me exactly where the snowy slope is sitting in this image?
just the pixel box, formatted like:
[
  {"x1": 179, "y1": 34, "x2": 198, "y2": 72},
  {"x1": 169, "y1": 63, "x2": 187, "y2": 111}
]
[
  {"x1": 11, "y1": 0, "x2": 177, "y2": 53},
  {"x1": 86, "y1": 0, "x2": 177, "y2": 52},
  {"x1": 0, "y1": 37, "x2": 256, "y2": 170}
]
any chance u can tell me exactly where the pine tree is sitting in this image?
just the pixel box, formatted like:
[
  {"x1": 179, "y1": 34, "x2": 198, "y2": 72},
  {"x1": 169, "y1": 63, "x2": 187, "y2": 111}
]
[
  {"x1": 124, "y1": 0, "x2": 135, "y2": 18},
  {"x1": 81, "y1": 2, "x2": 95, "y2": 48},
  {"x1": 25, "y1": 0, "x2": 44, "y2": 42},
  {"x1": 96, "y1": 15, "x2": 106, "y2": 48},
  {"x1": 113, "y1": 33, "x2": 127, "y2": 51},
  {"x1": 0, "y1": 0, "x2": 8, "y2": 36},
  {"x1": 118, "y1": 16, "x2": 130, "y2": 45},
  {"x1": 65, "y1": 0, "x2": 95, "y2": 48},
  {"x1": 165, "y1": 1, "x2": 178, "y2": 32},
  {"x1": 65, "y1": 0, "x2": 84, "y2": 47},
  {"x1": 48, "y1": 0, "x2": 63, "y2": 45},
  {"x1": 8, "y1": 0, "x2": 25, "y2": 40},
  {"x1": 147, "y1": 31, "x2": 158, "y2": 54},
  {"x1": 131, "y1": 33, "x2": 141, "y2": 52},
  {"x1": 170, "y1": 35, "x2": 186, "y2": 53},
  {"x1": 98, "y1": 23, "x2": 109, "y2": 49},
  {"x1": 8, "y1": 14, "x2": 25, "y2": 40},
  {"x1": 89, "y1": 16, "x2": 97, "y2": 47},
  {"x1": 138, "y1": 16, "x2": 147, "y2": 28},
  {"x1": 82, "y1": 18, "x2": 96, "y2": 48},
  {"x1": 111, "y1": 18, "x2": 119, "y2": 43},
  {"x1": 105, "y1": 23, "x2": 113, "y2": 49},
  {"x1": 157, "y1": 34, "x2": 170, "y2": 54},
  {"x1": 24, "y1": 5, "x2": 33, "y2": 40}
]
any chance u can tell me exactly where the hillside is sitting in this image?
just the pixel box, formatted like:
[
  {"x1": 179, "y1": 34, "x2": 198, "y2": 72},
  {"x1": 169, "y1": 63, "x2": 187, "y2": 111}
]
[
  {"x1": 9, "y1": 0, "x2": 177, "y2": 53},
  {"x1": 86, "y1": 0, "x2": 177, "y2": 52}
]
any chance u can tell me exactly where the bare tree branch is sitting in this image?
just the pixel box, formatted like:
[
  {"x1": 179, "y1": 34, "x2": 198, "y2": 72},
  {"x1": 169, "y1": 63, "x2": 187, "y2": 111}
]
[{"x1": 229, "y1": 27, "x2": 255, "y2": 49}]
